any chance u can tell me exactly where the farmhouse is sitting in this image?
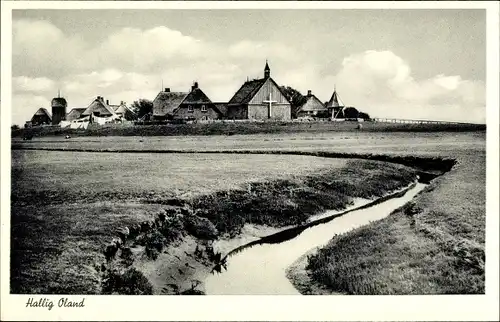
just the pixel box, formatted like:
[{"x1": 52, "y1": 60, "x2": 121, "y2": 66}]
[
  {"x1": 81, "y1": 96, "x2": 117, "y2": 118},
  {"x1": 296, "y1": 90, "x2": 329, "y2": 118},
  {"x1": 153, "y1": 82, "x2": 223, "y2": 121},
  {"x1": 111, "y1": 101, "x2": 137, "y2": 121},
  {"x1": 66, "y1": 108, "x2": 86, "y2": 121},
  {"x1": 30, "y1": 108, "x2": 52, "y2": 126},
  {"x1": 51, "y1": 92, "x2": 67, "y2": 125},
  {"x1": 225, "y1": 61, "x2": 292, "y2": 121}
]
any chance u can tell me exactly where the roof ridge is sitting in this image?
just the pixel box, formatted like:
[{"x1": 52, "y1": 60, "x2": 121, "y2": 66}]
[{"x1": 230, "y1": 77, "x2": 266, "y2": 105}]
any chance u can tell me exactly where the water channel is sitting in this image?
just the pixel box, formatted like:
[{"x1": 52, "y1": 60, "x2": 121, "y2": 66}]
[{"x1": 204, "y1": 182, "x2": 428, "y2": 295}]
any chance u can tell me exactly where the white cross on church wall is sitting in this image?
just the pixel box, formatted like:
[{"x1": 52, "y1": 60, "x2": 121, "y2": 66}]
[{"x1": 263, "y1": 92, "x2": 277, "y2": 118}]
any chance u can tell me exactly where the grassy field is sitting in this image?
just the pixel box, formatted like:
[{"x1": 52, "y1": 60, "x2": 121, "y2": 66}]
[
  {"x1": 12, "y1": 131, "x2": 483, "y2": 155},
  {"x1": 10, "y1": 130, "x2": 486, "y2": 294},
  {"x1": 301, "y1": 139, "x2": 486, "y2": 294},
  {"x1": 11, "y1": 149, "x2": 416, "y2": 294},
  {"x1": 11, "y1": 151, "x2": 351, "y2": 205},
  {"x1": 11, "y1": 120, "x2": 485, "y2": 139}
]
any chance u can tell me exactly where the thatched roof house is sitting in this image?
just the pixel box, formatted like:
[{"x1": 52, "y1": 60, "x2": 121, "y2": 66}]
[
  {"x1": 153, "y1": 89, "x2": 188, "y2": 118},
  {"x1": 226, "y1": 61, "x2": 291, "y2": 121},
  {"x1": 31, "y1": 108, "x2": 52, "y2": 126},
  {"x1": 66, "y1": 108, "x2": 86, "y2": 121},
  {"x1": 296, "y1": 90, "x2": 329, "y2": 118},
  {"x1": 81, "y1": 96, "x2": 116, "y2": 117},
  {"x1": 111, "y1": 101, "x2": 137, "y2": 121},
  {"x1": 153, "y1": 83, "x2": 223, "y2": 121}
]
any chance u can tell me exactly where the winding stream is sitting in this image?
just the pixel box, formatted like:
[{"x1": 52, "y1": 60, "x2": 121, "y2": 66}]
[{"x1": 204, "y1": 182, "x2": 428, "y2": 295}]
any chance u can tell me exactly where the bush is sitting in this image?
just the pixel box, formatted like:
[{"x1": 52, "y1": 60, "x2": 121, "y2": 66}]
[
  {"x1": 120, "y1": 247, "x2": 134, "y2": 267},
  {"x1": 142, "y1": 231, "x2": 166, "y2": 259},
  {"x1": 101, "y1": 267, "x2": 153, "y2": 295},
  {"x1": 159, "y1": 213, "x2": 184, "y2": 242},
  {"x1": 183, "y1": 214, "x2": 219, "y2": 240}
]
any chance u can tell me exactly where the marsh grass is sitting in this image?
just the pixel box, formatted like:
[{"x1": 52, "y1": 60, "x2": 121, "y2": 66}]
[
  {"x1": 191, "y1": 160, "x2": 416, "y2": 235},
  {"x1": 101, "y1": 267, "x2": 153, "y2": 295},
  {"x1": 305, "y1": 151, "x2": 485, "y2": 294}
]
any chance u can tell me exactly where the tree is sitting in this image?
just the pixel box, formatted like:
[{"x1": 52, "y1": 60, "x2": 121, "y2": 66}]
[
  {"x1": 11, "y1": 124, "x2": 20, "y2": 130},
  {"x1": 131, "y1": 99, "x2": 153, "y2": 119},
  {"x1": 343, "y1": 107, "x2": 359, "y2": 119},
  {"x1": 358, "y1": 111, "x2": 371, "y2": 120},
  {"x1": 280, "y1": 86, "x2": 307, "y2": 119}
]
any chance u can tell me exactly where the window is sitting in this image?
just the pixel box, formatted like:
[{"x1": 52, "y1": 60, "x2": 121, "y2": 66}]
[
  {"x1": 187, "y1": 105, "x2": 194, "y2": 113},
  {"x1": 201, "y1": 104, "x2": 207, "y2": 112}
]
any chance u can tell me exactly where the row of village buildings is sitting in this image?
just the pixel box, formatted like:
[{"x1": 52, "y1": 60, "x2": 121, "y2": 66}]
[{"x1": 28, "y1": 62, "x2": 349, "y2": 127}]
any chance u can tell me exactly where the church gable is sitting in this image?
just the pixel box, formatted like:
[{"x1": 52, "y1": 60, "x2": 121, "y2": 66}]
[{"x1": 248, "y1": 78, "x2": 290, "y2": 105}]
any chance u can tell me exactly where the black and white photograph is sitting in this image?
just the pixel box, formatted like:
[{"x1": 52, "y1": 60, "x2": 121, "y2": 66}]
[{"x1": 1, "y1": 1, "x2": 499, "y2": 321}]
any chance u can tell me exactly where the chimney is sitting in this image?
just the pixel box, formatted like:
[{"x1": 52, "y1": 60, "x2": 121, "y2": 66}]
[
  {"x1": 106, "y1": 99, "x2": 109, "y2": 105},
  {"x1": 164, "y1": 88, "x2": 170, "y2": 92},
  {"x1": 307, "y1": 90, "x2": 312, "y2": 97},
  {"x1": 191, "y1": 82, "x2": 199, "y2": 91}
]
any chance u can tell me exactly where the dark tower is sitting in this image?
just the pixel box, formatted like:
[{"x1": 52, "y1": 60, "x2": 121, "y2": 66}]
[
  {"x1": 264, "y1": 60, "x2": 270, "y2": 79},
  {"x1": 51, "y1": 90, "x2": 67, "y2": 125}
]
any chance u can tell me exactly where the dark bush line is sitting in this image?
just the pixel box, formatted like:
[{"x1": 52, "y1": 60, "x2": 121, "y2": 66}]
[{"x1": 12, "y1": 121, "x2": 486, "y2": 138}]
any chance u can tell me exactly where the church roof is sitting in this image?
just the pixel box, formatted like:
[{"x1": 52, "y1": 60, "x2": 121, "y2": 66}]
[{"x1": 228, "y1": 78, "x2": 267, "y2": 105}]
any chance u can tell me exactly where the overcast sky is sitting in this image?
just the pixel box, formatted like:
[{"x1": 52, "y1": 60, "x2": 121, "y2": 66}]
[{"x1": 11, "y1": 9, "x2": 486, "y2": 125}]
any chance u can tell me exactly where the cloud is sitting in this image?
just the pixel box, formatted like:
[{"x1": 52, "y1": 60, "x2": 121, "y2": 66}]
[
  {"x1": 13, "y1": 19, "x2": 88, "y2": 78},
  {"x1": 228, "y1": 40, "x2": 300, "y2": 63},
  {"x1": 11, "y1": 19, "x2": 485, "y2": 125},
  {"x1": 13, "y1": 76, "x2": 55, "y2": 92},
  {"x1": 334, "y1": 50, "x2": 485, "y2": 123},
  {"x1": 92, "y1": 26, "x2": 216, "y2": 73}
]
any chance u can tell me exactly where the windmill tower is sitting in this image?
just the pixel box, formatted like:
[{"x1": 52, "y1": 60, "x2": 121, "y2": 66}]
[{"x1": 51, "y1": 90, "x2": 67, "y2": 125}]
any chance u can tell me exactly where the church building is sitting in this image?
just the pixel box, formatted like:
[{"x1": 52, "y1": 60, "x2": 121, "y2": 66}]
[{"x1": 226, "y1": 61, "x2": 292, "y2": 121}]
